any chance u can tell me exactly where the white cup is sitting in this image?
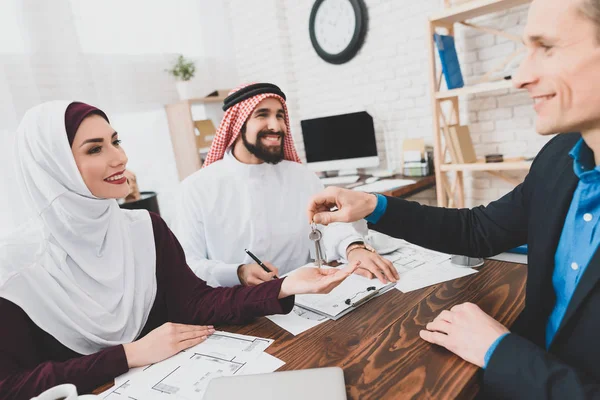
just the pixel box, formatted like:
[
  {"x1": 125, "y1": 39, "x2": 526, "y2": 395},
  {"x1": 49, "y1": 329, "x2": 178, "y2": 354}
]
[
  {"x1": 31, "y1": 384, "x2": 78, "y2": 400},
  {"x1": 450, "y1": 255, "x2": 484, "y2": 268},
  {"x1": 30, "y1": 384, "x2": 98, "y2": 400}
]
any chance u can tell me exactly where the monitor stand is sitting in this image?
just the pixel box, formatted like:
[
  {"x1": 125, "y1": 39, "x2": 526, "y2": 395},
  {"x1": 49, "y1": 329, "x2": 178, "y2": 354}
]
[{"x1": 337, "y1": 168, "x2": 359, "y2": 177}]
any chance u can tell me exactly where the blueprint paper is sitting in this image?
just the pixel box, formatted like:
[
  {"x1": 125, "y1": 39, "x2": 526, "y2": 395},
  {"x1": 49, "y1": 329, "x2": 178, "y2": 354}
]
[{"x1": 100, "y1": 331, "x2": 282, "y2": 400}]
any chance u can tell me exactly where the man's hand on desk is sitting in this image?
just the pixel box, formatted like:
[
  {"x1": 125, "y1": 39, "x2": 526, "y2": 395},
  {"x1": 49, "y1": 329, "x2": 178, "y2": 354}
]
[
  {"x1": 419, "y1": 302, "x2": 510, "y2": 368},
  {"x1": 347, "y1": 248, "x2": 399, "y2": 284},
  {"x1": 278, "y1": 262, "x2": 360, "y2": 299},
  {"x1": 307, "y1": 186, "x2": 377, "y2": 225},
  {"x1": 238, "y1": 262, "x2": 280, "y2": 286}
]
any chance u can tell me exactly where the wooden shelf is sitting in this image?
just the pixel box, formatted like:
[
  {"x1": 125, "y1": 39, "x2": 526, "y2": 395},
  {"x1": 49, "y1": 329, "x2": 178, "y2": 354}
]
[
  {"x1": 188, "y1": 96, "x2": 227, "y2": 104},
  {"x1": 435, "y1": 79, "x2": 516, "y2": 99},
  {"x1": 431, "y1": 0, "x2": 532, "y2": 25},
  {"x1": 440, "y1": 158, "x2": 531, "y2": 172}
]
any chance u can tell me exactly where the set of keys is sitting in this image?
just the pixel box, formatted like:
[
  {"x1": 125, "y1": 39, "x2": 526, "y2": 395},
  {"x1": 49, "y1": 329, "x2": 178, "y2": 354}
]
[{"x1": 309, "y1": 222, "x2": 324, "y2": 268}]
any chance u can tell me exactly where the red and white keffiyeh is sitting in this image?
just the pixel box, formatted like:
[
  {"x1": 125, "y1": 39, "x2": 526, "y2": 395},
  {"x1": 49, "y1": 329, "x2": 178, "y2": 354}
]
[{"x1": 203, "y1": 84, "x2": 301, "y2": 167}]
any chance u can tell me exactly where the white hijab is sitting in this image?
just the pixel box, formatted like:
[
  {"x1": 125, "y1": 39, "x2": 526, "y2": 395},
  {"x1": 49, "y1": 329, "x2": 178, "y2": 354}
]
[{"x1": 0, "y1": 101, "x2": 157, "y2": 355}]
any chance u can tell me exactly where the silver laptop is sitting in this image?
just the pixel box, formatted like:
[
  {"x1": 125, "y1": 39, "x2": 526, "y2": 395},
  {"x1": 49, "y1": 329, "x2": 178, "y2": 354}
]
[{"x1": 203, "y1": 367, "x2": 347, "y2": 400}]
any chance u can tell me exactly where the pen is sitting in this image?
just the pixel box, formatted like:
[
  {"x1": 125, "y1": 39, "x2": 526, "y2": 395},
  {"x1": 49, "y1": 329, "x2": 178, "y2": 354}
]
[{"x1": 244, "y1": 249, "x2": 279, "y2": 279}]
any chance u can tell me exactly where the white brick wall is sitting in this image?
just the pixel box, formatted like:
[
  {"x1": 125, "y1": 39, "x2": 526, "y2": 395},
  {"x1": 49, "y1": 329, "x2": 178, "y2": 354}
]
[{"x1": 225, "y1": 0, "x2": 550, "y2": 208}]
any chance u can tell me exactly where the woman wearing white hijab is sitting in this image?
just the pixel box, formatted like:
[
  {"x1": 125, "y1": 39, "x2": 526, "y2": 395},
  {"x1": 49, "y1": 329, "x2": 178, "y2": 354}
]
[{"x1": 0, "y1": 101, "x2": 357, "y2": 398}]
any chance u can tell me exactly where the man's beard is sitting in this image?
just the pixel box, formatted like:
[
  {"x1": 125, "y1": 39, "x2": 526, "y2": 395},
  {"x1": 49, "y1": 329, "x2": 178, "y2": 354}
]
[{"x1": 242, "y1": 129, "x2": 285, "y2": 164}]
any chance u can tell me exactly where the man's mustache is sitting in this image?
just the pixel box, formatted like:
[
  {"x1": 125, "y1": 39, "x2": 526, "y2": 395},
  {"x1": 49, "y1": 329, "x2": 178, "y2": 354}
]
[{"x1": 256, "y1": 130, "x2": 284, "y2": 139}]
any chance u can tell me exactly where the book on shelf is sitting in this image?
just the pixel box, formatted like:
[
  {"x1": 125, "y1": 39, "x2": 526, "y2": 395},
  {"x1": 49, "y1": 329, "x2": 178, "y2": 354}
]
[
  {"x1": 448, "y1": 125, "x2": 477, "y2": 164},
  {"x1": 194, "y1": 119, "x2": 216, "y2": 152},
  {"x1": 434, "y1": 33, "x2": 464, "y2": 90}
]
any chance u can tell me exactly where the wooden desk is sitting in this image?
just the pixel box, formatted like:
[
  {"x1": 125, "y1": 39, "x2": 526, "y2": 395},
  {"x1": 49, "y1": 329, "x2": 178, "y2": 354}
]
[
  {"x1": 221, "y1": 260, "x2": 526, "y2": 399},
  {"x1": 94, "y1": 260, "x2": 525, "y2": 397},
  {"x1": 335, "y1": 174, "x2": 436, "y2": 198},
  {"x1": 379, "y1": 174, "x2": 435, "y2": 198}
]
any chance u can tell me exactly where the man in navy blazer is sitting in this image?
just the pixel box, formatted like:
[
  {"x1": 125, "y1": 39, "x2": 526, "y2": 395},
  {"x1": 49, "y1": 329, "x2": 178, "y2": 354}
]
[{"x1": 307, "y1": 0, "x2": 600, "y2": 398}]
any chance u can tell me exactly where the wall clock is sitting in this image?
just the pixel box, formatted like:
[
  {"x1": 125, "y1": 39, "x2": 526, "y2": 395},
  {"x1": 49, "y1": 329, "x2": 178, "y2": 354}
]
[{"x1": 309, "y1": 0, "x2": 368, "y2": 65}]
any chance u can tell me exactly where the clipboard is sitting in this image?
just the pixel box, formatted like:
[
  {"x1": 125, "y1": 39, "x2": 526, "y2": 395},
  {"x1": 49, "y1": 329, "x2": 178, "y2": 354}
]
[{"x1": 293, "y1": 268, "x2": 396, "y2": 320}]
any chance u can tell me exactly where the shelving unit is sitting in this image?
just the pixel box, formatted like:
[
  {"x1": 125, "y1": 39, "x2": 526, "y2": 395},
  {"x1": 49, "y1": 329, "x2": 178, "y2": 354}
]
[
  {"x1": 427, "y1": 0, "x2": 533, "y2": 208},
  {"x1": 439, "y1": 157, "x2": 531, "y2": 172},
  {"x1": 434, "y1": 79, "x2": 513, "y2": 99},
  {"x1": 165, "y1": 92, "x2": 228, "y2": 181}
]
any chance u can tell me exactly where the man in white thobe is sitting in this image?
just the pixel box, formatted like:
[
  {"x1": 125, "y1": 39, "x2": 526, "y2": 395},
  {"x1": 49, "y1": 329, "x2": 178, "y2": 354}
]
[{"x1": 174, "y1": 83, "x2": 398, "y2": 287}]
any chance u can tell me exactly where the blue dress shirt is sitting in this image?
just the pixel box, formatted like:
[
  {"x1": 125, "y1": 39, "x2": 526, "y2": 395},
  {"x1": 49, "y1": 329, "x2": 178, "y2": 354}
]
[
  {"x1": 485, "y1": 138, "x2": 600, "y2": 367},
  {"x1": 546, "y1": 138, "x2": 600, "y2": 347}
]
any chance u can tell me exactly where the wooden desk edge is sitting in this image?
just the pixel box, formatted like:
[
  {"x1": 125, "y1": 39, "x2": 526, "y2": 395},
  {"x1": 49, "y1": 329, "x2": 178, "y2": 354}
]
[
  {"x1": 382, "y1": 174, "x2": 436, "y2": 197},
  {"x1": 92, "y1": 381, "x2": 114, "y2": 395}
]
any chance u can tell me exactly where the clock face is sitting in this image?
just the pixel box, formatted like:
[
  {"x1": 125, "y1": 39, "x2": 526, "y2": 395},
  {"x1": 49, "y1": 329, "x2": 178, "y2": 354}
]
[
  {"x1": 309, "y1": 0, "x2": 367, "y2": 65},
  {"x1": 314, "y1": 0, "x2": 357, "y2": 55}
]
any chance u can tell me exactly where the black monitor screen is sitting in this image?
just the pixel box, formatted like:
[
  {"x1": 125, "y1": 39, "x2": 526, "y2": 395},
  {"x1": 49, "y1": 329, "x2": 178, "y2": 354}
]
[{"x1": 301, "y1": 111, "x2": 378, "y2": 163}]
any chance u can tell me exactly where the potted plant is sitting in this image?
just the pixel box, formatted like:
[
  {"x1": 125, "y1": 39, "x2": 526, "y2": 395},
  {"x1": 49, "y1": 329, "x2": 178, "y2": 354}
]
[{"x1": 166, "y1": 55, "x2": 196, "y2": 100}]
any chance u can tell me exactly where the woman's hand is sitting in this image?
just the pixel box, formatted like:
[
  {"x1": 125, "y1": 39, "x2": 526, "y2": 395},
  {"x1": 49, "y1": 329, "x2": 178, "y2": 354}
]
[
  {"x1": 278, "y1": 262, "x2": 359, "y2": 298},
  {"x1": 123, "y1": 322, "x2": 215, "y2": 368}
]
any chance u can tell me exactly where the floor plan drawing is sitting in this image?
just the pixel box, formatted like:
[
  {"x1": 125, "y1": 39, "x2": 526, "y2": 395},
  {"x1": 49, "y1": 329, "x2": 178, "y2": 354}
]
[{"x1": 100, "y1": 331, "x2": 281, "y2": 400}]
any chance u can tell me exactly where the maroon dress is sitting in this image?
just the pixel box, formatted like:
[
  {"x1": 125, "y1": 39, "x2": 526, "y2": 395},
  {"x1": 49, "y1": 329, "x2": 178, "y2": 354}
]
[{"x1": 0, "y1": 213, "x2": 294, "y2": 399}]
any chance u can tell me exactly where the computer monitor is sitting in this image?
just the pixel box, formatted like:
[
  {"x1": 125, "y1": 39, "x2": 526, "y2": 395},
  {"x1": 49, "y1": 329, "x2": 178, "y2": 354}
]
[{"x1": 301, "y1": 111, "x2": 379, "y2": 173}]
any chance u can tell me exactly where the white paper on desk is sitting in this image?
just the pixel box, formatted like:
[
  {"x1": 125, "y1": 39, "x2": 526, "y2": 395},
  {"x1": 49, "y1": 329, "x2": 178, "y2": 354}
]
[
  {"x1": 487, "y1": 252, "x2": 527, "y2": 264},
  {"x1": 383, "y1": 242, "x2": 451, "y2": 274},
  {"x1": 353, "y1": 179, "x2": 416, "y2": 192},
  {"x1": 99, "y1": 331, "x2": 278, "y2": 400},
  {"x1": 395, "y1": 260, "x2": 477, "y2": 292},
  {"x1": 99, "y1": 357, "x2": 184, "y2": 399},
  {"x1": 237, "y1": 352, "x2": 285, "y2": 375},
  {"x1": 266, "y1": 305, "x2": 329, "y2": 335},
  {"x1": 185, "y1": 330, "x2": 273, "y2": 363},
  {"x1": 120, "y1": 352, "x2": 284, "y2": 400},
  {"x1": 114, "y1": 365, "x2": 145, "y2": 384},
  {"x1": 98, "y1": 365, "x2": 149, "y2": 398}
]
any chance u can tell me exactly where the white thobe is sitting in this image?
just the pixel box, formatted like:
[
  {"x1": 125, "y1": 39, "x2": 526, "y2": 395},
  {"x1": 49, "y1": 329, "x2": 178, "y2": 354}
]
[{"x1": 173, "y1": 150, "x2": 365, "y2": 287}]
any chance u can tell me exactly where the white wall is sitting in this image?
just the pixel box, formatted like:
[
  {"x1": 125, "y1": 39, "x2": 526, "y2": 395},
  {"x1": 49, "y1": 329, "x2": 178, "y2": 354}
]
[
  {"x1": 225, "y1": 0, "x2": 549, "y2": 207},
  {"x1": 0, "y1": 0, "x2": 240, "y2": 226}
]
